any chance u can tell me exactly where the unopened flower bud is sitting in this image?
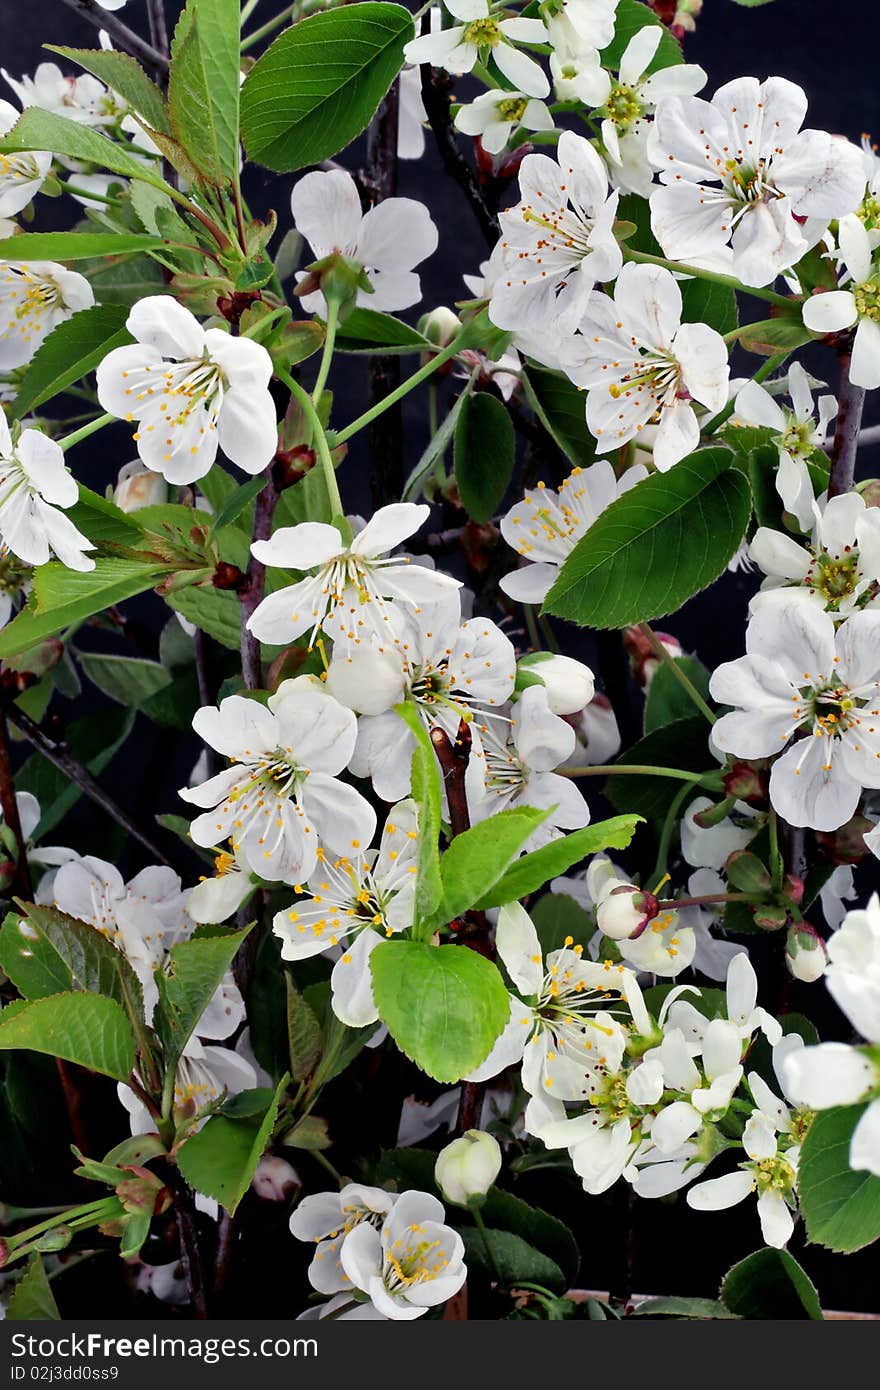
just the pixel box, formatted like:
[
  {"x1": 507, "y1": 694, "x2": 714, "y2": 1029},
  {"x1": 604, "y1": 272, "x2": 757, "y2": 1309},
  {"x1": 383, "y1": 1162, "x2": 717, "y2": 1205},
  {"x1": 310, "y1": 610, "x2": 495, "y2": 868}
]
[
  {"x1": 253, "y1": 1155, "x2": 301, "y2": 1202},
  {"x1": 517, "y1": 653, "x2": 595, "y2": 716},
  {"x1": 857, "y1": 478, "x2": 880, "y2": 509},
  {"x1": 622, "y1": 625, "x2": 682, "y2": 688},
  {"x1": 722, "y1": 761, "x2": 768, "y2": 805},
  {"x1": 114, "y1": 461, "x2": 169, "y2": 513},
  {"x1": 597, "y1": 885, "x2": 658, "y2": 941},
  {"x1": 419, "y1": 306, "x2": 461, "y2": 347},
  {"x1": 816, "y1": 814, "x2": 874, "y2": 864},
  {"x1": 435, "y1": 1130, "x2": 501, "y2": 1207},
  {"x1": 786, "y1": 923, "x2": 828, "y2": 983},
  {"x1": 0, "y1": 859, "x2": 16, "y2": 891}
]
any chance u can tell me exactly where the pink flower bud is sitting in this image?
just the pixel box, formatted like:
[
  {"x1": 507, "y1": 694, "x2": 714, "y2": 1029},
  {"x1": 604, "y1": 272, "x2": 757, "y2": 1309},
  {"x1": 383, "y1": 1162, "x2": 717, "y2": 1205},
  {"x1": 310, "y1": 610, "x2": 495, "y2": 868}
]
[
  {"x1": 252, "y1": 1155, "x2": 301, "y2": 1203},
  {"x1": 597, "y1": 885, "x2": 659, "y2": 941}
]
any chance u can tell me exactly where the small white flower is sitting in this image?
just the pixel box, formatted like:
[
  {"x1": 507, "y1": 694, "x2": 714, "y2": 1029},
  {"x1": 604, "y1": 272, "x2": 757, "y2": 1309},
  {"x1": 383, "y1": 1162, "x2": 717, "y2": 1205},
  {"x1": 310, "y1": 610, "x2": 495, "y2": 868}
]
[
  {"x1": 750, "y1": 493, "x2": 880, "y2": 618},
  {"x1": 405, "y1": 0, "x2": 550, "y2": 100},
  {"x1": 96, "y1": 295, "x2": 277, "y2": 485},
  {"x1": 665, "y1": 952, "x2": 781, "y2": 1050},
  {"x1": 549, "y1": 37, "x2": 611, "y2": 110},
  {"x1": 687, "y1": 1111, "x2": 800, "y2": 1248},
  {"x1": 710, "y1": 601, "x2": 880, "y2": 832},
  {"x1": 782, "y1": 1036, "x2": 880, "y2": 1178},
  {"x1": 340, "y1": 1189, "x2": 466, "y2": 1319},
  {"x1": 802, "y1": 214, "x2": 880, "y2": 389},
  {"x1": 454, "y1": 89, "x2": 553, "y2": 156},
  {"x1": 292, "y1": 168, "x2": 437, "y2": 314},
  {"x1": 179, "y1": 679, "x2": 376, "y2": 885},
  {"x1": 680, "y1": 795, "x2": 760, "y2": 872},
  {"x1": 0, "y1": 99, "x2": 52, "y2": 216},
  {"x1": 734, "y1": 361, "x2": 836, "y2": 530},
  {"x1": 0, "y1": 416, "x2": 95, "y2": 571},
  {"x1": 187, "y1": 847, "x2": 255, "y2": 925},
  {"x1": 499, "y1": 460, "x2": 647, "y2": 604},
  {"x1": 542, "y1": 0, "x2": 619, "y2": 56},
  {"x1": 290, "y1": 1183, "x2": 397, "y2": 1296},
  {"x1": 0, "y1": 259, "x2": 94, "y2": 370},
  {"x1": 3, "y1": 61, "x2": 121, "y2": 128},
  {"x1": 824, "y1": 893, "x2": 880, "y2": 1042},
  {"x1": 113, "y1": 459, "x2": 168, "y2": 512},
  {"x1": 649, "y1": 77, "x2": 866, "y2": 286},
  {"x1": 565, "y1": 262, "x2": 730, "y2": 471},
  {"x1": 487, "y1": 131, "x2": 622, "y2": 332},
  {"x1": 119, "y1": 1036, "x2": 257, "y2": 1137},
  {"x1": 562, "y1": 691, "x2": 622, "y2": 767}
]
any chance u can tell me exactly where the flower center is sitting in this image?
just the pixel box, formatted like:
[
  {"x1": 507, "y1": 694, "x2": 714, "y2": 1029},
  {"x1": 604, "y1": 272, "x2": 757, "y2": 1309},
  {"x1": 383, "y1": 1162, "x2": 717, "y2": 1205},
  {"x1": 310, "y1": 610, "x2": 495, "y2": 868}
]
[
  {"x1": 496, "y1": 96, "x2": 528, "y2": 123},
  {"x1": 605, "y1": 82, "x2": 643, "y2": 133},
  {"x1": 854, "y1": 278, "x2": 880, "y2": 322},
  {"x1": 462, "y1": 17, "x2": 501, "y2": 46},
  {"x1": 810, "y1": 550, "x2": 862, "y2": 605},
  {"x1": 385, "y1": 1228, "x2": 449, "y2": 1289},
  {"x1": 781, "y1": 414, "x2": 815, "y2": 456},
  {"x1": 752, "y1": 1154, "x2": 796, "y2": 1195},
  {"x1": 857, "y1": 194, "x2": 880, "y2": 233}
]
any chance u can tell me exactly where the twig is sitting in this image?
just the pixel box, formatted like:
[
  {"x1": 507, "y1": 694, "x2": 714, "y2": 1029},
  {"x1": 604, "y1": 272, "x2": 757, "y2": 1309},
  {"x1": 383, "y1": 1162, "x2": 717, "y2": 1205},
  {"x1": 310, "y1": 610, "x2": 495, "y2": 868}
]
[
  {"x1": 828, "y1": 345, "x2": 867, "y2": 498},
  {"x1": 239, "y1": 468, "x2": 280, "y2": 689},
  {"x1": 58, "y1": 0, "x2": 169, "y2": 76},
  {"x1": 363, "y1": 84, "x2": 404, "y2": 508},
  {"x1": 146, "y1": 0, "x2": 170, "y2": 64},
  {"x1": 4, "y1": 704, "x2": 178, "y2": 870},
  {"x1": 162, "y1": 1164, "x2": 209, "y2": 1318},
  {"x1": 0, "y1": 710, "x2": 32, "y2": 899},
  {"x1": 419, "y1": 63, "x2": 500, "y2": 251}
]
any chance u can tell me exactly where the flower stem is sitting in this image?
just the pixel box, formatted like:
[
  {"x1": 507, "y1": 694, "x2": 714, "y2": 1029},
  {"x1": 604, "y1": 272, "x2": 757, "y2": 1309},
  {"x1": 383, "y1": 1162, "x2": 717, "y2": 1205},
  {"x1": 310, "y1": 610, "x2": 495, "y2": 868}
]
[
  {"x1": 561, "y1": 764, "x2": 712, "y2": 783},
  {"x1": 329, "y1": 338, "x2": 464, "y2": 448},
  {"x1": 622, "y1": 247, "x2": 796, "y2": 308},
  {"x1": 768, "y1": 806, "x2": 784, "y2": 894},
  {"x1": 638, "y1": 623, "x2": 715, "y2": 724},
  {"x1": 56, "y1": 412, "x2": 115, "y2": 452},
  {"x1": 240, "y1": 2, "x2": 297, "y2": 51},
  {"x1": 651, "y1": 780, "x2": 696, "y2": 889},
  {"x1": 311, "y1": 297, "x2": 338, "y2": 405},
  {"x1": 701, "y1": 352, "x2": 789, "y2": 437},
  {"x1": 276, "y1": 366, "x2": 343, "y2": 519}
]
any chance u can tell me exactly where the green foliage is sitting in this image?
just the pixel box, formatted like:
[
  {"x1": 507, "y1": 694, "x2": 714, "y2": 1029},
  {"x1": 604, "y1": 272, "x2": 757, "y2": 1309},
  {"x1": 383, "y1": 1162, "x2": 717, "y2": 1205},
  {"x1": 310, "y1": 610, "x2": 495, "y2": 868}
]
[
  {"x1": 454, "y1": 392, "x2": 515, "y2": 523},
  {"x1": 78, "y1": 653, "x2": 172, "y2": 707},
  {"x1": 370, "y1": 940, "x2": 510, "y2": 1083},
  {"x1": 798, "y1": 1105, "x2": 880, "y2": 1253},
  {"x1": 240, "y1": 4, "x2": 414, "y2": 171},
  {"x1": 0, "y1": 108, "x2": 167, "y2": 188},
  {"x1": 643, "y1": 656, "x2": 713, "y2": 732},
  {"x1": 402, "y1": 380, "x2": 474, "y2": 503},
  {"x1": 428, "y1": 806, "x2": 551, "y2": 929},
  {"x1": 679, "y1": 277, "x2": 738, "y2": 337},
  {"x1": 0, "y1": 903, "x2": 144, "y2": 1021},
  {"x1": 600, "y1": 0, "x2": 683, "y2": 72},
  {"x1": 169, "y1": 0, "x2": 242, "y2": 185},
  {"x1": 10, "y1": 303, "x2": 131, "y2": 419},
  {"x1": 334, "y1": 308, "x2": 430, "y2": 353},
  {"x1": 473, "y1": 815, "x2": 643, "y2": 909},
  {"x1": 394, "y1": 703, "x2": 443, "y2": 933},
  {"x1": 0, "y1": 232, "x2": 166, "y2": 262},
  {"x1": 480, "y1": 1186, "x2": 580, "y2": 1285},
  {"x1": 167, "y1": 585, "x2": 241, "y2": 650},
  {"x1": 0, "y1": 992, "x2": 136, "y2": 1081},
  {"x1": 176, "y1": 1074, "x2": 288, "y2": 1214},
  {"x1": 529, "y1": 892, "x2": 594, "y2": 956},
  {"x1": 0, "y1": 559, "x2": 172, "y2": 659},
  {"x1": 634, "y1": 1296, "x2": 738, "y2": 1319},
  {"x1": 5, "y1": 1255, "x2": 60, "y2": 1321},
  {"x1": 461, "y1": 1227, "x2": 565, "y2": 1291},
  {"x1": 286, "y1": 975, "x2": 323, "y2": 1083},
  {"x1": 544, "y1": 449, "x2": 752, "y2": 629},
  {"x1": 720, "y1": 1248, "x2": 823, "y2": 1320},
  {"x1": 522, "y1": 366, "x2": 595, "y2": 468},
  {"x1": 605, "y1": 718, "x2": 711, "y2": 822},
  {"x1": 739, "y1": 315, "x2": 812, "y2": 356},
  {"x1": 47, "y1": 46, "x2": 172, "y2": 134},
  {"x1": 155, "y1": 927, "x2": 251, "y2": 1075}
]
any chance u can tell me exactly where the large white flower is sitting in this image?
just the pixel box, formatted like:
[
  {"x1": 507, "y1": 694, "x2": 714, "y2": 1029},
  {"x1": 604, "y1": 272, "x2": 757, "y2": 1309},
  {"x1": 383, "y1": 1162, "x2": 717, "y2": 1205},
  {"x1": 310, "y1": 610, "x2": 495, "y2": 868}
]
[
  {"x1": 802, "y1": 214, "x2": 880, "y2": 388},
  {"x1": 710, "y1": 602, "x2": 880, "y2": 831},
  {"x1": 586, "y1": 853, "x2": 697, "y2": 976},
  {"x1": 0, "y1": 259, "x2": 94, "y2": 369},
  {"x1": 292, "y1": 168, "x2": 437, "y2": 314},
  {"x1": 3, "y1": 62, "x2": 120, "y2": 127},
  {"x1": 687, "y1": 1110, "x2": 800, "y2": 1248},
  {"x1": 782, "y1": 1034, "x2": 880, "y2": 1179},
  {"x1": 404, "y1": 0, "x2": 550, "y2": 99},
  {"x1": 499, "y1": 460, "x2": 647, "y2": 604},
  {"x1": 454, "y1": 89, "x2": 553, "y2": 156},
  {"x1": 487, "y1": 131, "x2": 622, "y2": 332},
  {"x1": 119, "y1": 1036, "x2": 257, "y2": 1137},
  {"x1": 648, "y1": 77, "x2": 866, "y2": 286},
  {"x1": 273, "y1": 800, "x2": 419, "y2": 1028},
  {"x1": 734, "y1": 361, "x2": 836, "y2": 530},
  {"x1": 824, "y1": 893, "x2": 880, "y2": 1042},
  {"x1": 245, "y1": 504, "x2": 460, "y2": 655},
  {"x1": 749, "y1": 492, "x2": 880, "y2": 618},
  {"x1": 340, "y1": 1189, "x2": 466, "y2": 1319},
  {"x1": 0, "y1": 415, "x2": 95, "y2": 571},
  {"x1": 0, "y1": 99, "x2": 51, "y2": 216},
  {"x1": 290, "y1": 1183, "x2": 397, "y2": 1296},
  {"x1": 179, "y1": 679, "x2": 376, "y2": 885},
  {"x1": 565, "y1": 262, "x2": 729, "y2": 471},
  {"x1": 96, "y1": 296, "x2": 277, "y2": 484}
]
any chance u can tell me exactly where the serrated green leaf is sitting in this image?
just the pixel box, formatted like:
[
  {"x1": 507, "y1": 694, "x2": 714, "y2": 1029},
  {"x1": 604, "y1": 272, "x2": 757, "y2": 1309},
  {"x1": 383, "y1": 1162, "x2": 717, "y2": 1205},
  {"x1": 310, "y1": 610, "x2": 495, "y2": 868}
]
[
  {"x1": 155, "y1": 927, "x2": 250, "y2": 1074},
  {"x1": 428, "y1": 806, "x2": 550, "y2": 929},
  {"x1": 0, "y1": 558, "x2": 171, "y2": 659},
  {"x1": 0, "y1": 903, "x2": 144, "y2": 1023},
  {"x1": 169, "y1": 0, "x2": 241, "y2": 185},
  {"x1": 544, "y1": 449, "x2": 751, "y2": 629},
  {"x1": 474, "y1": 814, "x2": 643, "y2": 909},
  {"x1": 6, "y1": 1255, "x2": 60, "y2": 1321},
  {"x1": 285, "y1": 974, "x2": 323, "y2": 1083},
  {"x1": 798, "y1": 1105, "x2": 880, "y2": 1253},
  {"x1": 176, "y1": 1073, "x2": 288, "y2": 1215},
  {"x1": 334, "y1": 308, "x2": 430, "y2": 353},
  {"x1": 0, "y1": 232, "x2": 166, "y2": 262},
  {"x1": 461, "y1": 1226, "x2": 565, "y2": 1291},
  {"x1": 47, "y1": 46, "x2": 172, "y2": 134},
  {"x1": 11, "y1": 303, "x2": 130, "y2": 420},
  {"x1": 521, "y1": 366, "x2": 595, "y2": 468},
  {"x1": 454, "y1": 391, "x2": 515, "y2": 524},
  {"x1": 634, "y1": 1296, "x2": 738, "y2": 1319},
  {"x1": 643, "y1": 656, "x2": 713, "y2": 732},
  {"x1": 0, "y1": 992, "x2": 136, "y2": 1081},
  {"x1": 370, "y1": 940, "x2": 509, "y2": 1083},
  {"x1": 166, "y1": 584, "x2": 241, "y2": 649},
  {"x1": 241, "y1": 4, "x2": 414, "y2": 172},
  {"x1": 208, "y1": 475, "x2": 266, "y2": 534},
  {"x1": 78, "y1": 652, "x2": 172, "y2": 707},
  {"x1": 67, "y1": 484, "x2": 142, "y2": 548},
  {"x1": 0, "y1": 108, "x2": 167, "y2": 188},
  {"x1": 480, "y1": 1186, "x2": 580, "y2": 1284},
  {"x1": 721, "y1": 1248, "x2": 822, "y2": 1319},
  {"x1": 394, "y1": 703, "x2": 443, "y2": 933}
]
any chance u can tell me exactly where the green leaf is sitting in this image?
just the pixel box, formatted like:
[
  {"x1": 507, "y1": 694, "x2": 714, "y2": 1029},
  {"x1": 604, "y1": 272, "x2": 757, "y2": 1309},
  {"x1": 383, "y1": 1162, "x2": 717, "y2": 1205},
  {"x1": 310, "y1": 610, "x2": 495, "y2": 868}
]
[
  {"x1": 67, "y1": 484, "x2": 142, "y2": 548},
  {"x1": 77, "y1": 249, "x2": 165, "y2": 307},
  {"x1": 176, "y1": 1073, "x2": 288, "y2": 1215},
  {"x1": 605, "y1": 718, "x2": 711, "y2": 822},
  {"x1": 241, "y1": 4, "x2": 414, "y2": 172},
  {"x1": 0, "y1": 903, "x2": 144, "y2": 1022},
  {"x1": 480, "y1": 1186, "x2": 580, "y2": 1284},
  {"x1": 643, "y1": 656, "x2": 712, "y2": 733},
  {"x1": 6, "y1": 1255, "x2": 60, "y2": 1321},
  {"x1": 679, "y1": 277, "x2": 738, "y2": 337},
  {"x1": 10, "y1": 303, "x2": 131, "y2": 420},
  {"x1": 453, "y1": 391, "x2": 515, "y2": 524},
  {"x1": 167, "y1": 584, "x2": 241, "y2": 649},
  {"x1": 286, "y1": 974, "x2": 323, "y2": 1083},
  {"x1": 429, "y1": 806, "x2": 550, "y2": 929},
  {"x1": 521, "y1": 366, "x2": 595, "y2": 468},
  {"x1": 0, "y1": 992, "x2": 136, "y2": 1081},
  {"x1": 473, "y1": 814, "x2": 643, "y2": 909},
  {"x1": 634, "y1": 1296, "x2": 738, "y2": 1319},
  {"x1": 461, "y1": 1227, "x2": 564, "y2": 1291},
  {"x1": 0, "y1": 108, "x2": 167, "y2": 188},
  {"x1": 0, "y1": 558, "x2": 170, "y2": 659},
  {"x1": 47, "y1": 46, "x2": 172, "y2": 134},
  {"x1": 78, "y1": 653, "x2": 172, "y2": 707},
  {"x1": 394, "y1": 703, "x2": 443, "y2": 932},
  {"x1": 307, "y1": 988, "x2": 375, "y2": 1090},
  {"x1": 402, "y1": 380, "x2": 474, "y2": 503},
  {"x1": 16, "y1": 706, "x2": 134, "y2": 838},
  {"x1": 721, "y1": 1248, "x2": 823, "y2": 1320},
  {"x1": 544, "y1": 449, "x2": 751, "y2": 629},
  {"x1": 369, "y1": 940, "x2": 509, "y2": 1083},
  {"x1": 600, "y1": 0, "x2": 683, "y2": 72},
  {"x1": 740, "y1": 315, "x2": 812, "y2": 356},
  {"x1": 169, "y1": 0, "x2": 242, "y2": 185},
  {"x1": 334, "y1": 308, "x2": 430, "y2": 354},
  {"x1": 529, "y1": 892, "x2": 594, "y2": 957},
  {"x1": 0, "y1": 232, "x2": 167, "y2": 262},
  {"x1": 207, "y1": 475, "x2": 265, "y2": 534},
  {"x1": 798, "y1": 1105, "x2": 880, "y2": 1253},
  {"x1": 155, "y1": 927, "x2": 251, "y2": 1074}
]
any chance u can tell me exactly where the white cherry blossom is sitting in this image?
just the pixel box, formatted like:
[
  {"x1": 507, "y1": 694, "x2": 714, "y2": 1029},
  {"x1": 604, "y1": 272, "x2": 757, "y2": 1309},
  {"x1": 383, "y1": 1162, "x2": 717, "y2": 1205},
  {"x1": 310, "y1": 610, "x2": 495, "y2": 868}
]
[
  {"x1": 749, "y1": 492, "x2": 880, "y2": 617},
  {"x1": 687, "y1": 1111, "x2": 800, "y2": 1248},
  {"x1": 734, "y1": 361, "x2": 836, "y2": 529},
  {"x1": 0, "y1": 99, "x2": 51, "y2": 216},
  {"x1": 290, "y1": 1184, "x2": 397, "y2": 1296},
  {"x1": 454, "y1": 89, "x2": 553, "y2": 156},
  {"x1": 0, "y1": 259, "x2": 94, "y2": 370},
  {"x1": 0, "y1": 416, "x2": 95, "y2": 571},
  {"x1": 404, "y1": 1, "x2": 550, "y2": 99},
  {"x1": 802, "y1": 214, "x2": 880, "y2": 388},
  {"x1": 340, "y1": 1190, "x2": 466, "y2": 1319}
]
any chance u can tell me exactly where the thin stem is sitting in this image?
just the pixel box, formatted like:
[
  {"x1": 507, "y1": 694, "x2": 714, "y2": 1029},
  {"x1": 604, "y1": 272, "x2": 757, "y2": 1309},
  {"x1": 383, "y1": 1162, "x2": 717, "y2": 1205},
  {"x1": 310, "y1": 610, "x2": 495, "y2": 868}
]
[
  {"x1": 311, "y1": 297, "x2": 338, "y2": 404},
  {"x1": 701, "y1": 353, "x2": 789, "y2": 437},
  {"x1": 58, "y1": 182, "x2": 121, "y2": 206},
  {"x1": 827, "y1": 346, "x2": 866, "y2": 498},
  {"x1": 240, "y1": 0, "x2": 262, "y2": 25},
  {"x1": 562, "y1": 763, "x2": 711, "y2": 783},
  {"x1": 241, "y1": 2, "x2": 297, "y2": 51},
  {"x1": 768, "y1": 806, "x2": 784, "y2": 894},
  {"x1": 651, "y1": 780, "x2": 695, "y2": 888},
  {"x1": 239, "y1": 466, "x2": 280, "y2": 690},
  {"x1": 622, "y1": 247, "x2": 796, "y2": 308},
  {"x1": 473, "y1": 1207, "x2": 504, "y2": 1287},
  {"x1": 656, "y1": 892, "x2": 754, "y2": 909},
  {"x1": 330, "y1": 338, "x2": 464, "y2": 447},
  {"x1": 56, "y1": 413, "x2": 115, "y2": 452},
  {"x1": 58, "y1": 0, "x2": 169, "y2": 76},
  {"x1": 277, "y1": 368, "x2": 343, "y2": 518},
  {"x1": 638, "y1": 623, "x2": 715, "y2": 724}
]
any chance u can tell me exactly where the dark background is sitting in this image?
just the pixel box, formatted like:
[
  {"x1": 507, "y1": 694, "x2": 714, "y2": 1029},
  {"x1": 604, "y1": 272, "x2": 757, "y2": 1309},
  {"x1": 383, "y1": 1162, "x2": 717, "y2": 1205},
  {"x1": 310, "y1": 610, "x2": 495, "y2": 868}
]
[{"x1": 2, "y1": 0, "x2": 879, "y2": 1316}]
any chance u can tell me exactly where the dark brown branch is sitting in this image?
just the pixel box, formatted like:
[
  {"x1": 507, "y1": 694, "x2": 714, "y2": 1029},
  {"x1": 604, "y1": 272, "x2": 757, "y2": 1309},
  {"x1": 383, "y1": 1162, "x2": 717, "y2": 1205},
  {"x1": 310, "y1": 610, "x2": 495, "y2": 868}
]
[
  {"x1": 239, "y1": 468, "x2": 280, "y2": 689},
  {"x1": 828, "y1": 345, "x2": 867, "y2": 498},
  {"x1": 4, "y1": 704, "x2": 178, "y2": 870},
  {"x1": 0, "y1": 710, "x2": 32, "y2": 899},
  {"x1": 59, "y1": 0, "x2": 169, "y2": 77},
  {"x1": 146, "y1": 0, "x2": 169, "y2": 63},
  {"x1": 419, "y1": 64, "x2": 500, "y2": 251},
  {"x1": 161, "y1": 1164, "x2": 209, "y2": 1318}
]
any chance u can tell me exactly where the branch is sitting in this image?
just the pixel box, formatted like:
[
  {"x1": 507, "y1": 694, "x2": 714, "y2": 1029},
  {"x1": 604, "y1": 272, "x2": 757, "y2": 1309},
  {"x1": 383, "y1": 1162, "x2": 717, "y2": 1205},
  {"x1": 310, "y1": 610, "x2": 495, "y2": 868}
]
[
  {"x1": 4, "y1": 704, "x2": 179, "y2": 870},
  {"x1": 419, "y1": 64, "x2": 500, "y2": 251},
  {"x1": 146, "y1": 0, "x2": 170, "y2": 66},
  {"x1": 59, "y1": 0, "x2": 169, "y2": 76},
  {"x1": 239, "y1": 467, "x2": 280, "y2": 689},
  {"x1": 827, "y1": 345, "x2": 866, "y2": 498}
]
